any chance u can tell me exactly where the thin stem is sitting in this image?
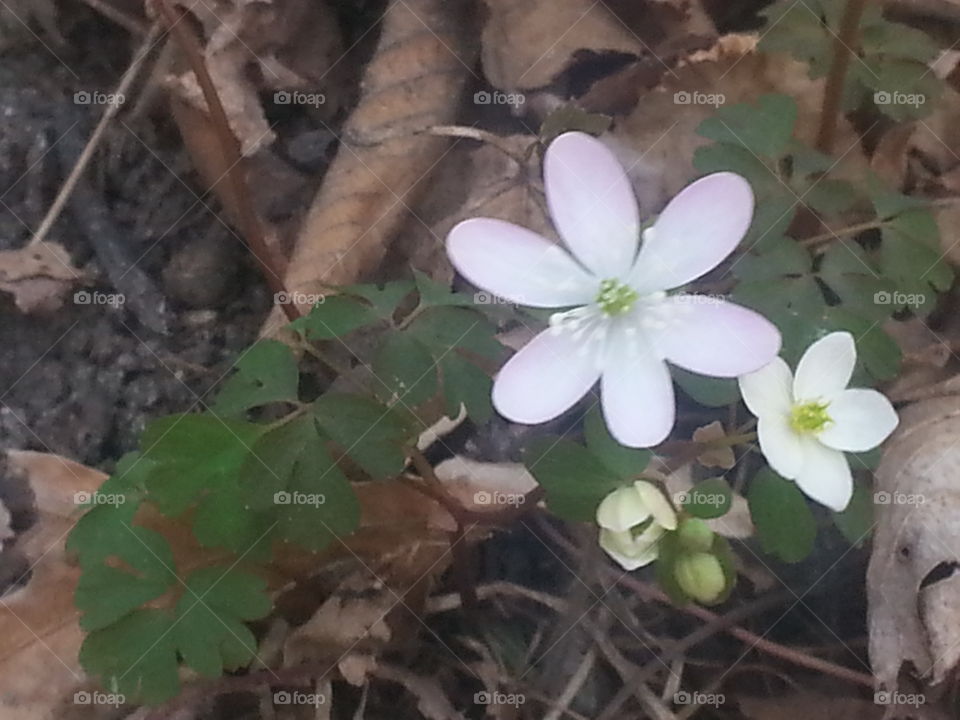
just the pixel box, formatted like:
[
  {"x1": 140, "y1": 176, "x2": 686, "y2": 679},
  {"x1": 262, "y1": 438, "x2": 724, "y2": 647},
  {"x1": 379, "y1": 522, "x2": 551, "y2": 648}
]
[{"x1": 816, "y1": 0, "x2": 870, "y2": 152}]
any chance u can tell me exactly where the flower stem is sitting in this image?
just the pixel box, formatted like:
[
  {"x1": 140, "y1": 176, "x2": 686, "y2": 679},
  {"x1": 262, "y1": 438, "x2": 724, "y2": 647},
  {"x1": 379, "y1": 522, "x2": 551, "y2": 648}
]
[{"x1": 815, "y1": 0, "x2": 870, "y2": 153}]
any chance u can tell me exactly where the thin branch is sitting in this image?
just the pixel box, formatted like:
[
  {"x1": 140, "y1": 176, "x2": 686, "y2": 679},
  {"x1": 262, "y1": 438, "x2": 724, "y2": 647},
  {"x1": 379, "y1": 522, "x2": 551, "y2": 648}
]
[{"x1": 816, "y1": 0, "x2": 870, "y2": 152}]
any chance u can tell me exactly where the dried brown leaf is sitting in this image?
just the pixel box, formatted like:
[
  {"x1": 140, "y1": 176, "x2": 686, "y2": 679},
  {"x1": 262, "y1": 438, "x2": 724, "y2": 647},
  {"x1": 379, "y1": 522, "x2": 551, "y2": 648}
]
[{"x1": 0, "y1": 242, "x2": 84, "y2": 314}]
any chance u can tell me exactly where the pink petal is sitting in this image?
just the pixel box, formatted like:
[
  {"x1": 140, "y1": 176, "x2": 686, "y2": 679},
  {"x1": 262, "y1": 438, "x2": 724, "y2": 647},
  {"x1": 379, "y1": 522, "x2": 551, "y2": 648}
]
[
  {"x1": 630, "y1": 173, "x2": 754, "y2": 292},
  {"x1": 652, "y1": 297, "x2": 781, "y2": 377},
  {"x1": 544, "y1": 132, "x2": 640, "y2": 278},
  {"x1": 447, "y1": 218, "x2": 597, "y2": 308},
  {"x1": 492, "y1": 328, "x2": 600, "y2": 423},
  {"x1": 601, "y1": 330, "x2": 675, "y2": 447}
]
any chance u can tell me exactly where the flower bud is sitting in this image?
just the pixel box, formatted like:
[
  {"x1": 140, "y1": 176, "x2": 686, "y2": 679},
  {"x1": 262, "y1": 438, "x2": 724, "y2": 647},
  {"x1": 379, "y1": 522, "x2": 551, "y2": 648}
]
[
  {"x1": 597, "y1": 481, "x2": 677, "y2": 570},
  {"x1": 674, "y1": 552, "x2": 726, "y2": 604},
  {"x1": 676, "y1": 517, "x2": 714, "y2": 553}
]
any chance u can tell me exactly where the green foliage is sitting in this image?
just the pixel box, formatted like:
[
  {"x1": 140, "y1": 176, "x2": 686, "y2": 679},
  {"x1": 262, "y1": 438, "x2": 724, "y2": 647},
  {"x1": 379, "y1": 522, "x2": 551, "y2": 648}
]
[
  {"x1": 760, "y1": 0, "x2": 942, "y2": 120},
  {"x1": 211, "y1": 340, "x2": 299, "y2": 417},
  {"x1": 747, "y1": 468, "x2": 817, "y2": 563},
  {"x1": 682, "y1": 477, "x2": 733, "y2": 520}
]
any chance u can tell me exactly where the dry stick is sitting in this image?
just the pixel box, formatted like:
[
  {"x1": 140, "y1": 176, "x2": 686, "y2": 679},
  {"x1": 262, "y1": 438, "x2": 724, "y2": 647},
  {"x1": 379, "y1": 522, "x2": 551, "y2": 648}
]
[
  {"x1": 29, "y1": 23, "x2": 162, "y2": 249},
  {"x1": 536, "y1": 516, "x2": 875, "y2": 689},
  {"x1": 153, "y1": 0, "x2": 300, "y2": 322},
  {"x1": 816, "y1": 0, "x2": 871, "y2": 152},
  {"x1": 79, "y1": 0, "x2": 150, "y2": 34}
]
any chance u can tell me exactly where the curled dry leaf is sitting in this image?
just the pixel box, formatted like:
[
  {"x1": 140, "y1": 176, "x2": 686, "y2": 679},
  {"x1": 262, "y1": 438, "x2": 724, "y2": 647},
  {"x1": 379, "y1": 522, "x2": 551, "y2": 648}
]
[
  {"x1": 692, "y1": 421, "x2": 736, "y2": 470},
  {"x1": 480, "y1": 0, "x2": 644, "y2": 91},
  {"x1": 0, "y1": 242, "x2": 85, "y2": 314},
  {"x1": 0, "y1": 451, "x2": 105, "y2": 720},
  {"x1": 262, "y1": 0, "x2": 477, "y2": 334},
  {"x1": 868, "y1": 396, "x2": 960, "y2": 688}
]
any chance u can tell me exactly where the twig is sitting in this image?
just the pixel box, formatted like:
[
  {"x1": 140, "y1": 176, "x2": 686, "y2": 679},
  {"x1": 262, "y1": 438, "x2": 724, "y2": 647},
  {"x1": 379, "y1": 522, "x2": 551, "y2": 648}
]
[
  {"x1": 78, "y1": 0, "x2": 150, "y2": 34},
  {"x1": 29, "y1": 23, "x2": 162, "y2": 249},
  {"x1": 153, "y1": 0, "x2": 299, "y2": 322},
  {"x1": 816, "y1": 0, "x2": 870, "y2": 152},
  {"x1": 543, "y1": 648, "x2": 597, "y2": 720},
  {"x1": 425, "y1": 125, "x2": 531, "y2": 164}
]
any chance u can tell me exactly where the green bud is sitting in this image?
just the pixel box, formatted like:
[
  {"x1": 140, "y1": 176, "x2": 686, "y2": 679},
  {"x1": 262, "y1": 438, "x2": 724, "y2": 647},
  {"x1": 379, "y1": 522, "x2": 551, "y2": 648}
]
[
  {"x1": 676, "y1": 517, "x2": 715, "y2": 553},
  {"x1": 674, "y1": 552, "x2": 726, "y2": 604}
]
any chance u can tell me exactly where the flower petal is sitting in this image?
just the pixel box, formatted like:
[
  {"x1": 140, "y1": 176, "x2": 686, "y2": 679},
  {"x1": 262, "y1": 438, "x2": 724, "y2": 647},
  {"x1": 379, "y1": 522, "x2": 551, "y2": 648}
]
[
  {"x1": 492, "y1": 328, "x2": 600, "y2": 424},
  {"x1": 544, "y1": 132, "x2": 640, "y2": 278},
  {"x1": 795, "y1": 438, "x2": 853, "y2": 512},
  {"x1": 447, "y1": 218, "x2": 597, "y2": 307},
  {"x1": 596, "y1": 485, "x2": 651, "y2": 532},
  {"x1": 739, "y1": 357, "x2": 794, "y2": 418},
  {"x1": 793, "y1": 331, "x2": 855, "y2": 402},
  {"x1": 757, "y1": 414, "x2": 804, "y2": 479},
  {"x1": 601, "y1": 330, "x2": 675, "y2": 447},
  {"x1": 599, "y1": 526, "x2": 664, "y2": 570},
  {"x1": 818, "y1": 388, "x2": 899, "y2": 452},
  {"x1": 651, "y1": 297, "x2": 781, "y2": 377},
  {"x1": 629, "y1": 172, "x2": 754, "y2": 292},
  {"x1": 634, "y1": 480, "x2": 678, "y2": 530}
]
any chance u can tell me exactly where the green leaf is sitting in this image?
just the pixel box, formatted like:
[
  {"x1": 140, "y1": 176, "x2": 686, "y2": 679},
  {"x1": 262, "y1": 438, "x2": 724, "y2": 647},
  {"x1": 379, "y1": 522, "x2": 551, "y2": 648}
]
[
  {"x1": 140, "y1": 415, "x2": 263, "y2": 515},
  {"x1": 80, "y1": 609, "x2": 180, "y2": 704},
  {"x1": 343, "y1": 280, "x2": 416, "y2": 319},
  {"x1": 682, "y1": 477, "x2": 733, "y2": 519},
  {"x1": 672, "y1": 367, "x2": 740, "y2": 407},
  {"x1": 288, "y1": 295, "x2": 379, "y2": 340},
  {"x1": 833, "y1": 482, "x2": 874, "y2": 546},
  {"x1": 747, "y1": 468, "x2": 817, "y2": 563},
  {"x1": 408, "y1": 306, "x2": 504, "y2": 360},
  {"x1": 212, "y1": 341, "x2": 299, "y2": 416},
  {"x1": 313, "y1": 394, "x2": 413, "y2": 478},
  {"x1": 696, "y1": 94, "x2": 797, "y2": 158},
  {"x1": 372, "y1": 333, "x2": 438, "y2": 407},
  {"x1": 413, "y1": 269, "x2": 475, "y2": 307},
  {"x1": 524, "y1": 437, "x2": 622, "y2": 522},
  {"x1": 440, "y1": 353, "x2": 493, "y2": 424},
  {"x1": 193, "y1": 488, "x2": 274, "y2": 554},
  {"x1": 583, "y1": 406, "x2": 651, "y2": 479}
]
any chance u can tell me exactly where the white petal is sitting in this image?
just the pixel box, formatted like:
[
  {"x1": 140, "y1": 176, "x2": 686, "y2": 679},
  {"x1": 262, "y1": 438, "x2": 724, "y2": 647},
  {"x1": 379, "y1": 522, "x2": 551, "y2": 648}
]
[
  {"x1": 818, "y1": 389, "x2": 899, "y2": 452},
  {"x1": 599, "y1": 526, "x2": 663, "y2": 570},
  {"x1": 544, "y1": 132, "x2": 640, "y2": 278},
  {"x1": 739, "y1": 357, "x2": 794, "y2": 418},
  {"x1": 795, "y1": 438, "x2": 854, "y2": 512},
  {"x1": 492, "y1": 328, "x2": 600, "y2": 424},
  {"x1": 600, "y1": 330, "x2": 675, "y2": 447},
  {"x1": 634, "y1": 480, "x2": 678, "y2": 530},
  {"x1": 651, "y1": 298, "x2": 782, "y2": 377},
  {"x1": 793, "y1": 331, "x2": 855, "y2": 402},
  {"x1": 757, "y1": 414, "x2": 805, "y2": 479},
  {"x1": 629, "y1": 172, "x2": 754, "y2": 292},
  {"x1": 596, "y1": 485, "x2": 650, "y2": 532},
  {"x1": 447, "y1": 218, "x2": 597, "y2": 307}
]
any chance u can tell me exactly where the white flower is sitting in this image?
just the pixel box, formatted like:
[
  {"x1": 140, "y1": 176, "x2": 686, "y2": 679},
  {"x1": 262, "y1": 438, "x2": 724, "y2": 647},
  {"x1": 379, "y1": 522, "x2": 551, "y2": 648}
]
[
  {"x1": 596, "y1": 481, "x2": 678, "y2": 570},
  {"x1": 738, "y1": 331, "x2": 899, "y2": 511},
  {"x1": 446, "y1": 132, "x2": 780, "y2": 448}
]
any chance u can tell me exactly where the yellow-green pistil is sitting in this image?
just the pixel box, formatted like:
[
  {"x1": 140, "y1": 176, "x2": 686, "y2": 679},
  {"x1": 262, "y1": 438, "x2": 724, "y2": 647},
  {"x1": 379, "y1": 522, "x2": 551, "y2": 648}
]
[
  {"x1": 789, "y1": 400, "x2": 832, "y2": 434},
  {"x1": 596, "y1": 279, "x2": 638, "y2": 316}
]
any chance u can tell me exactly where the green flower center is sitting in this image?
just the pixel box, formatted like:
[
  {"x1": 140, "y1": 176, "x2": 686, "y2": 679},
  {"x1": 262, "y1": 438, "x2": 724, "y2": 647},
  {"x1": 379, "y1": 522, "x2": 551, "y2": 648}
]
[
  {"x1": 789, "y1": 400, "x2": 832, "y2": 434},
  {"x1": 596, "y1": 279, "x2": 639, "y2": 316}
]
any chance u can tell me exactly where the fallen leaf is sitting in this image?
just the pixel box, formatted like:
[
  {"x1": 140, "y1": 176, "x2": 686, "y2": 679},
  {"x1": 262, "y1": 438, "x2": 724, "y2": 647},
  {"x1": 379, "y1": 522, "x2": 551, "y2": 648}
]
[
  {"x1": 0, "y1": 242, "x2": 85, "y2": 314},
  {"x1": 692, "y1": 421, "x2": 736, "y2": 470}
]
